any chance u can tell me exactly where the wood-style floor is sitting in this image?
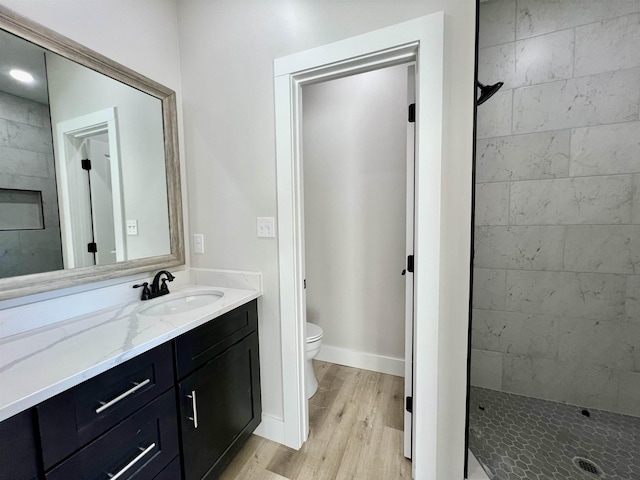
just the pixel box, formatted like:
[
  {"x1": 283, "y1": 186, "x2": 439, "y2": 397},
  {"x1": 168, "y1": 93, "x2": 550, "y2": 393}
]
[{"x1": 220, "y1": 360, "x2": 412, "y2": 480}]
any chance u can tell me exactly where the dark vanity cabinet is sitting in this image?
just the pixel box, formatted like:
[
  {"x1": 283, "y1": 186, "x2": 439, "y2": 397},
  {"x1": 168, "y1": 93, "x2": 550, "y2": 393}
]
[
  {"x1": 0, "y1": 299, "x2": 260, "y2": 480},
  {"x1": 0, "y1": 410, "x2": 38, "y2": 480},
  {"x1": 175, "y1": 300, "x2": 262, "y2": 480},
  {"x1": 37, "y1": 343, "x2": 179, "y2": 480}
]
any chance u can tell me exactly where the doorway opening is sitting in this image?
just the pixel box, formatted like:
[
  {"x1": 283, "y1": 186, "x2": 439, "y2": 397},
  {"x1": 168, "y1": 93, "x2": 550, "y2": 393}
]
[
  {"x1": 301, "y1": 62, "x2": 415, "y2": 460},
  {"x1": 55, "y1": 107, "x2": 125, "y2": 268},
  {"x1": 273, "y1": 12, "x2": 446, "y2": 480}
]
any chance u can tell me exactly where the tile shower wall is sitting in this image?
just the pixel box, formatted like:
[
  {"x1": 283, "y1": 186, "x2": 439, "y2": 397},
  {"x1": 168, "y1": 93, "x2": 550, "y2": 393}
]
[
  {"x1": 0, "y1": 91, "x2": 63, "y2": 278},
  {"x1": 472, "y1": 0, "x2": 640, "y2": 417}
]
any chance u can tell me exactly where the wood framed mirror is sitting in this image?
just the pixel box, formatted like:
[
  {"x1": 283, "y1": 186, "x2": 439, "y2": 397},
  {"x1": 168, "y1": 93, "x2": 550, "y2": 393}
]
[{"x1": 0, "y1": 5, "x2": 184, "y2": 301}]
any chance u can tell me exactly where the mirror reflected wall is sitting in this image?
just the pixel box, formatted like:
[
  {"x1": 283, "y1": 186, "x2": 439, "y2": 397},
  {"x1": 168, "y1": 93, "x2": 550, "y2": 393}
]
[{"x1": 0, "y1": 28, "x2": 169, "y2": 279}]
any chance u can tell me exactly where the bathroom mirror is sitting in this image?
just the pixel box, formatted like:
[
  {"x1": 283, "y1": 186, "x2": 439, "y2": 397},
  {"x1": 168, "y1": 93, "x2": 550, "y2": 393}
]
[{"x1": 0, "y1": 6, "x2": 184, "y2": 301}]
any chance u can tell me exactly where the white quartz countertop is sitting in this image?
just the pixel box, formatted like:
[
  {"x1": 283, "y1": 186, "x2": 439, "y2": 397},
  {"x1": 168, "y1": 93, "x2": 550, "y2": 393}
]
[{"x1": 0, "y1": 284, "x2": 260, "y2": 422}]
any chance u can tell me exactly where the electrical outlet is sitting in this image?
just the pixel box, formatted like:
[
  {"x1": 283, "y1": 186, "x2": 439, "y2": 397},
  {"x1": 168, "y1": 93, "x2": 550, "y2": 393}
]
[
  {"x1": 257, "y1": 217, "x2": 275, "y2": 238},
  {"x1": 126, "y1": 220, "x2": 138, "y2": 235},
  {"x1": 193, "y1": 233, "x2": 204, "y2": 254}
]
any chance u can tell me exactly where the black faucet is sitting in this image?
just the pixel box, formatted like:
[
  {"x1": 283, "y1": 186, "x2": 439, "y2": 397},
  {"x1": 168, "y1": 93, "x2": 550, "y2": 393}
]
[{"x1": 133, "y1": 270, "x2": 175, "y2": 301}]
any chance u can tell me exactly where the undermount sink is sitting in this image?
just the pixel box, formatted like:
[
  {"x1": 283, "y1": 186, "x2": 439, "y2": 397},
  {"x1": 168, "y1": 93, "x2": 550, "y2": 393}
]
[{"x1": 137, "y1": 289, "x2": 225, "y2": 317}]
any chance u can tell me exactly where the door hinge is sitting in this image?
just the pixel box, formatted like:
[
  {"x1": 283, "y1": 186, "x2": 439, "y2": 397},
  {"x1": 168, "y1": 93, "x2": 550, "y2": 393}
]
[
  {"x1": 406, "y1": 396, "x2": 413, "y2": 413},
  {"x1": 304, "y1": 279, "x2": 306, "y2": 289},
  {"x1": 81, "y1": 159, "x2": 92, "y2": 171},
  {"x1": 408, "y1": 103, "x2": 416, "y2": 123},
  {"x1": 407, "y1": 255, "x2": 414, "y2": 273},
  {"x1": 87, "y1": 242, "x2": 97, "y2": 253}
]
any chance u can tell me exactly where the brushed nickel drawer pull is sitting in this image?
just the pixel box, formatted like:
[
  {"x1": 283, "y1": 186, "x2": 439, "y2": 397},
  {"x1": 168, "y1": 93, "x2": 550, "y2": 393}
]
[
  {"x1": 106, "y1": 442, "x2": 156, "y2": 479},
  {"x1": 187, "y1": 390, "x2": 199, "y2": 428},
  {"x1": 95, "y1": 378, "x2": 151, "y2": 414}
]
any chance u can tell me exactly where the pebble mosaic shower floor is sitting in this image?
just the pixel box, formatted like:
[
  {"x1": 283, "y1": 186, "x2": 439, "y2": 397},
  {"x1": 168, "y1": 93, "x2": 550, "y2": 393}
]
[{"x1": 468, "y1": 387, "x2": 640, "y2": 480}]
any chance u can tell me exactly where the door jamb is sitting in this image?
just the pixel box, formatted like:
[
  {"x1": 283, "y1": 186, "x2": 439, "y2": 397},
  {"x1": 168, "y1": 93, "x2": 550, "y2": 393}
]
[{"x1": 273, "y1": 13, "x2": 444, "y2": 479}]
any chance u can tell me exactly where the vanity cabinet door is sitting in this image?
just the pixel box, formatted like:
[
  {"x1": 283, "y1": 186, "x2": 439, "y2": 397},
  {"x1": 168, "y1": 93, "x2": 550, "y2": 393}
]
[
  {"x1": 178, "y1": 332, "x2": 261, "y2": 480},
  {"x1": 38, "y1": 342, "x2": 174, "y2": 469},
  {"x1": 0, "y1": 410, "x2": 38, "y2": 480},
  {"x1": 46, "y1": 390, "x2": 178, "y2": 480},
  {"x1": 175, "y1": 300, "x2": 257, "y2": 379},
  {"x1": 153, "y1": 456, "x2": 181, "y2": 479}
]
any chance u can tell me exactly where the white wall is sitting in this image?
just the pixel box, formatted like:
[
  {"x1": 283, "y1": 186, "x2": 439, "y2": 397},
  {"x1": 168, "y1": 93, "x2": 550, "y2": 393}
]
[
  {"x1": 303, "y1": 65, "x2": 407, "y2": 368},
  {"x1": 0, "y1": 0, "x2": 189, "y2": 310},
  {"x1": 46, "y1": 54, "x2": 170, "y2": 261},
  {"x1": 178, "y1": 1, "x2": 476, "y2": 477}
]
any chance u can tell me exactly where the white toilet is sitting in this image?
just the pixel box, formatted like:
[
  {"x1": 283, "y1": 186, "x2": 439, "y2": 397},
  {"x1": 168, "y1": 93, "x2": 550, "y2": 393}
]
[{"x1": 305, "y1": 322, "x2": 324, "y2": 398}]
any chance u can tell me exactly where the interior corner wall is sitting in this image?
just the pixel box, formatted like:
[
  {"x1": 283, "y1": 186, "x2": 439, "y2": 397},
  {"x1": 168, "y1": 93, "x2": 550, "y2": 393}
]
[
  {"x1": 302, "y1": 66, "x2": 407, "y2": 372},
  {"x1": 177, "y1": 1, "x2": 476, "y2": 477}
]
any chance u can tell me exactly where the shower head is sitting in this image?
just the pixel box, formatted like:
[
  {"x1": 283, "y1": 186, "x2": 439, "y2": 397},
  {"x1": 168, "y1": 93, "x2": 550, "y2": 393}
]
[{"x1": 477, "y1": 81, "x2": 504, "y2": 106}]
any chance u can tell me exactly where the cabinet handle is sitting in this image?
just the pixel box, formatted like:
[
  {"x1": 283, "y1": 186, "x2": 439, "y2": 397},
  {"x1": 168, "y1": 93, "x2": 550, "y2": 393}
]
[
  {"x1": 187, "y1": 390, "x2": 199, "y2": 428},
  {"x1": 106, "y1": 442, "x2": 156, "y2": 479},
  {"x1": 95, "y1": 378, "x2": 151, "y2": 414}
]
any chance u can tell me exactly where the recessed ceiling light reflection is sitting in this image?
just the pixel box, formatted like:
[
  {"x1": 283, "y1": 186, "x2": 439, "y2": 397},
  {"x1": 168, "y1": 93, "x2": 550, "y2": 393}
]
[{"x1": 9, "y1": 69, "x2": 34, "y2": 83}]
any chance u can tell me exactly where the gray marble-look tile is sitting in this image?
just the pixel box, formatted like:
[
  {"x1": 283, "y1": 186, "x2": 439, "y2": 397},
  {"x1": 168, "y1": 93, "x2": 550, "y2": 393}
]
[
  {"x1": 513, "y1": 68, "x2": 640, "y2": 135},
  {"x1": 575, "y1": 14, "x2": 640, "y2": 77},
  {"x1": 516, "y1": 0, "x2": 640, "y2": 39},
  {"x1": 18, "y1": 229, "x2": 64, "y2": 254},
  {"x1": 471, "y1": 308, "x2": 560, "y2": 359},
  {"x1": 474, "y1": 225, "x2": 564, "y2": 270},
  {"x1": 0, "y1": 147, "x2": 53, "y2": 179},
  {"x1": 564, "y1": 226, "x2": 640, "y2": 274},
  {"x1": 0, "y1": 231, "x2": 19, "y2": 256},
  {"x1": 473, "y1": 268, "x2": 507, "y2": 311},
  {"x1": 479, "y1": 0, "x2": 515, "y2": 48},
  {"x1": 617, "y1": 370, "x2": 640, "y2": 416},
  {"x1": 506, "y1": 270, "x2": 627, "y2": 320},
  {"x1": 558, "y1": 318, "x2": 640, "y2": 371},
  {"x1": 515, "y1": 29, "x2": 574, "y2": 87},
  {"x1": 0, "y1": 118, "x2": 53, "y2": 154},
  {"x1": 570, "y1": 122, "x2": 640, "y2": 177},
  {"x1": 476, "y1": 130, "x2": 570, "y2": 183},
  {"x1": 478, "y1": 43, "x2": 515, "y2": 90},
  {"x1": 470, "y1": 348, "x2": 503, "y2": 390},
  {"x1": 633, "y1": 174, "x2": 640, "y2": 224},
  {"x1": 502, "y1": 354, "x2": 620, "y2": 412},
  {"x1": 0, "y1": 92, "x2": 46, "y2": 128},
  {"x1": 474, "y1": 182, "x2": 510, "y2": 225},
  {"x1": 478, "y1": 29, "x2": 574, "y2": 92},
  {"x1": 627, "y1": 275, "x2": 640, "y2": 322},
  {"x1": 510, "y1": 175, "x2": 633, "y2": 225},
  {"x1": 476, "y1": 89, "x2": 512, "y2": 139}
]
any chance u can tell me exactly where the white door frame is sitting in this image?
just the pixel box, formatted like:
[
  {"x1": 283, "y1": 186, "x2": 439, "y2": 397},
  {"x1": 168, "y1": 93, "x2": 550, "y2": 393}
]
[
  {"x1": 55, "y1": 107, "x2": 125, "y2": 268},
  {"x1": 274, "y1": 13, "x2": 444, "y2": 479}
]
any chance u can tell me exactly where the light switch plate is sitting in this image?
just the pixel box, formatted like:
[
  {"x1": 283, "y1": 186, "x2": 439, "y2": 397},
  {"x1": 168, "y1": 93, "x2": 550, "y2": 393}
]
[
  {"x1": 257, "y1": 217, "x2": 275, "y2": 238},
  {"x1": 126, "y1": 220, "x2": 138, "y2": 235},
  {"x1": 193, "y1": 234, "x2": 204, "y2": 254}
]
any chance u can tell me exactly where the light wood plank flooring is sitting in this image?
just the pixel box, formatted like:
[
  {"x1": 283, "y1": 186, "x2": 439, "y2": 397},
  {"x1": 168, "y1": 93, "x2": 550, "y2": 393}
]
[{"x1": 220, "y1": 361, "x2": 412, "y2": 480}]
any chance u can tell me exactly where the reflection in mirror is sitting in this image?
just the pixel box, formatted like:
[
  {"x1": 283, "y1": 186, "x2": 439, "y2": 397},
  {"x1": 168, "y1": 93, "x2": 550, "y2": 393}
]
[
  {"x1": 0, "y1": 28, "x2": 170, "y2": 280},
  {"x1": 0, "y1": 30, "x2": 62, "y2": 278}
]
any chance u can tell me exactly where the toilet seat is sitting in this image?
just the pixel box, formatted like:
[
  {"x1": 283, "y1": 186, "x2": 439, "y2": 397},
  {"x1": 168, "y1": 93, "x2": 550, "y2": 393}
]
[{"x1": 306, "y1": 322, "x2": 323, "y2": 342}]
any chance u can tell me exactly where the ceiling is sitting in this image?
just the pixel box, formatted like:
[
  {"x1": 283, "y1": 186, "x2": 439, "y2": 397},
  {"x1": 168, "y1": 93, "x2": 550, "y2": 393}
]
[{"x1": 0, "y1": 29, "x2": 49, "y2": 104}]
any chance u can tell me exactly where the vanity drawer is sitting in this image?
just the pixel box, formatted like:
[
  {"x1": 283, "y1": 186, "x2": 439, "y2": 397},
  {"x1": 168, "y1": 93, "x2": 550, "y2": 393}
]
[
  {"x1": 46, "y1": 389, "x2": 178, "y2": 480},
  {"x1": 0, "y1": 410, "x2": 39, "y2": 480},
  {"x1": 38, "y1": 342, "x2": 174, "y2": 469},
  {"x1": 175, "y1": 300, "x2": 257, "y2": 378}
]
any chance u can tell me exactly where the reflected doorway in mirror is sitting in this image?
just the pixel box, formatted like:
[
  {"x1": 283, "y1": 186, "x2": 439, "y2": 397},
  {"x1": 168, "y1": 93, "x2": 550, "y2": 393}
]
[{"x1": 55, "y1": 107, "x2": 125, "y2": 268}]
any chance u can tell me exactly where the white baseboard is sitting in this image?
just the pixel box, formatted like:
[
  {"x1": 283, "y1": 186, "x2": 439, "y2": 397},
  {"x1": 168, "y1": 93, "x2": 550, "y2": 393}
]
[
  {"x1": 253, "y1": 413, "x2": 285, "y2": 444},
  {"x1": 316, "y1": 344, "x2": 405, "y2": 377}
]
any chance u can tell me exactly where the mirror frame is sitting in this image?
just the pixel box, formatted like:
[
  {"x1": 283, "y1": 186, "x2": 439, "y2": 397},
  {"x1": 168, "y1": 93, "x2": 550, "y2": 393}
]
[{"x1": 0, "y1": 6, "x2": 184, "y2": 301}]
